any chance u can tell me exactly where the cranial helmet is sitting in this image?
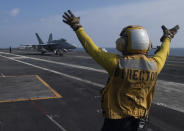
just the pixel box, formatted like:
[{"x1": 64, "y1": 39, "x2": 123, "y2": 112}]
[{"x1": 116, "y1": 25, "x2": 152, "y2": 54}]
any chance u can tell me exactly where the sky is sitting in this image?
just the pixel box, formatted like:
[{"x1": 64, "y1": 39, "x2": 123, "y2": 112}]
[{"x1": 0, "y1": 0, "x2": 183, "y2": 48}]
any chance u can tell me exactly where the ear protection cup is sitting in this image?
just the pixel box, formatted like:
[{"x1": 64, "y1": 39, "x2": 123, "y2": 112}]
[
  {"x1": 116, "y1": 25, "x2": 151, "y2": 54},
  {"x1": 116, "y1": 37, "x2": 127, "y2": 52}
]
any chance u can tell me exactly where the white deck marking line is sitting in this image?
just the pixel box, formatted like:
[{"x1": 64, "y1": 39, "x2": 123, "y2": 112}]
[
  {"x1": 28, "y1": 57, "x2": 106, "y2": 73},
  {"x1": 0, "y1": 52, "x2": 107, "y2": 74},
  {"x1": 166, "y1": 63, "x2": 184, "y2": 67},
  {"x1": 30, "y1": 99, "x2": 67, "y2": 131},
  {"x1": 73, "y1": 56, "x2": 91, "y2": 59},
  {"x1": 0, "y1": 52, "x2": 184, "y2": 90},
  {"x1": 1, "y1": 52, "x2": 183, "y2": 73},
  {"x1": 94, "y1": 96, "x2": 101, "y2": 98},
  {"x1": 0, "y1": 52, "x2": 184, "y2": 91},
  {"x1": 9, "y1": 56, "x2": 28, "y2": 59},
  {"x1": 0, "y1": 54, "x2": 104, "y2": 89},
  {"x1": 1, "y1": 52, "x2": 184, "y2": 113},
  {"x1": 1, "y1": 73, "x2": 5, "y2": 77},
  {"x1": 157, "y1": 80, "x2": 184, "y2": 92},
  {"x1": 0, "y1": 52, "x2": 20, "y2": 56},
  {"x1": 155, "y1": 102, "x2": 184, "y2": 113},
  {"x1": 46, "y1": 115, "x2": 67, "y2": 131},
  {"x1": 167, "y1": 60, "x2": 184, "y2": 64}
]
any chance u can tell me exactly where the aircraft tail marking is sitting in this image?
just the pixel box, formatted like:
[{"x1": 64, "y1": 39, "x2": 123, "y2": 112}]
[
  {"x1": 48, "y1": 33, "x2": 53, "y2": 42},
  {"x1": 35, "y1": 33, "x2": 44, "y2": 45}
]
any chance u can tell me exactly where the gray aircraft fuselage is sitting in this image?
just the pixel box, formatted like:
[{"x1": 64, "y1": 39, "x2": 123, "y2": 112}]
[{"x1": 33, "y1": 33, "x2": 76, "y2": 54}]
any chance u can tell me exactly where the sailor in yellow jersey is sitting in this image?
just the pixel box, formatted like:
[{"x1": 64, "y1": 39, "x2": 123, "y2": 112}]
[{"x1": 62, "y1": 10, "x2": 179, "y2": 131}]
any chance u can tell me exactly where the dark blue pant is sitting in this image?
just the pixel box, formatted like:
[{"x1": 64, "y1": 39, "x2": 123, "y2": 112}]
[{"x1": 101, "y1": 117, "x2": 140, "y2": 131}]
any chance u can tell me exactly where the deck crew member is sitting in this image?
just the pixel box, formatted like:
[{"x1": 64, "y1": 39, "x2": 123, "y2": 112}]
[{"x1": 62, "y1": 10, "x2": 179, "y2": 131}]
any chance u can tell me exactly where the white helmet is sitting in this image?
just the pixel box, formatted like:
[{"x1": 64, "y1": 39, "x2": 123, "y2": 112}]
[{"x1": 116, "y1": 25, "x2": 152, "y2": 54}]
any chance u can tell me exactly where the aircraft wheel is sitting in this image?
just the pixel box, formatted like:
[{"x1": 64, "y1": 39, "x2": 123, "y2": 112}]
[
  {"x1": 58, "y1": 49, "x2": 63, "y2": 56},
  {"x1": 54, "y1": 49, "x2": 58, "y2": 55}
]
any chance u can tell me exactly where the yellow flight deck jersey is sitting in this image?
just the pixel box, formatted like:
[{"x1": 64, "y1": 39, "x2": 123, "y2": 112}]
[{"x1": 76, "y1": 28, "x2": 170, "y2": 119}]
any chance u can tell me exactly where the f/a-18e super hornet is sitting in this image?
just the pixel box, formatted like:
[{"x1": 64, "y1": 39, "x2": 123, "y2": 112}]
[{"x1": 27, "y1": 33, "x2": 76, "y2": 55}]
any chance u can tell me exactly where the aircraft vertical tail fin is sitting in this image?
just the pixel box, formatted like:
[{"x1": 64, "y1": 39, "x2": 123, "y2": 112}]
[
  {"x1": 48, "y1": 33, "x2": 53, "y2": 42},
  {"x1": 35, "y1": 33, "x2": 44, "y2": 44}
]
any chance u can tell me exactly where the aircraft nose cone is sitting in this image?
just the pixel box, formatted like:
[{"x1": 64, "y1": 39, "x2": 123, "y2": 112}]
[
  {"x1": 67, "y1": 42, "x2": 76, "y2": 49},
  {"x1": 72, "y1": 45, "x2": 76, "y2": 49}
]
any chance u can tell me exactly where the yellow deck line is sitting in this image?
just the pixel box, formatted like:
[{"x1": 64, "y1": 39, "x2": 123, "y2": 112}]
[
  {"x1": 35, "y1": 75, "x2": 62, "y2": 98},
  {"x1": 0, "y1": 75, "x2": 62, "y2": 103},
  {"x1": 0, "y1": 96, "x2": 60, "y2": 103}
]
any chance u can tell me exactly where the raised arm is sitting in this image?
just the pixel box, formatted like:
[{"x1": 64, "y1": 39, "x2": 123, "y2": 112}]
[
  {"x1": 153, "y1": 25, "x2": 179, "y2": 74},
  {"x1": 75, "y1": 28, "x2": 118, "y2": 75},
  {"x1": 62, "y1": 10, "x2": 118, "y2": 75}
]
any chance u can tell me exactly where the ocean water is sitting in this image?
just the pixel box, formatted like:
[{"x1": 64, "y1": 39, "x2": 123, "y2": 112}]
[{"x1": 75, "y1": 48, "x2": 184, "y2": 57}]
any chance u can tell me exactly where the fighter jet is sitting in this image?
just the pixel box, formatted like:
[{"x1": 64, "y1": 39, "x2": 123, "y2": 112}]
[{"x1": 31, "y1": 33, "x2": 76, "y2": 55}]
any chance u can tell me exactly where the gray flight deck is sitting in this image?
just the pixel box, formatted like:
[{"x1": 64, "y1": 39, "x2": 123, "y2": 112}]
[
  {"x1": 0, "y1": 49, "x2": 183, "y2": 131},
  {"x1": 0, "y1": 75, "x2": 61, "y2": 103}
]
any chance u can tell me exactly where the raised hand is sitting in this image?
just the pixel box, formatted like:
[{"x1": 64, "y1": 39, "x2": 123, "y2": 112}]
[
  {"x1": 160, "y1": 25, "x2": 179, "y2": 42},
  {"x1": 63, "y1": 10, "x2": 82, "y2": 31}
]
